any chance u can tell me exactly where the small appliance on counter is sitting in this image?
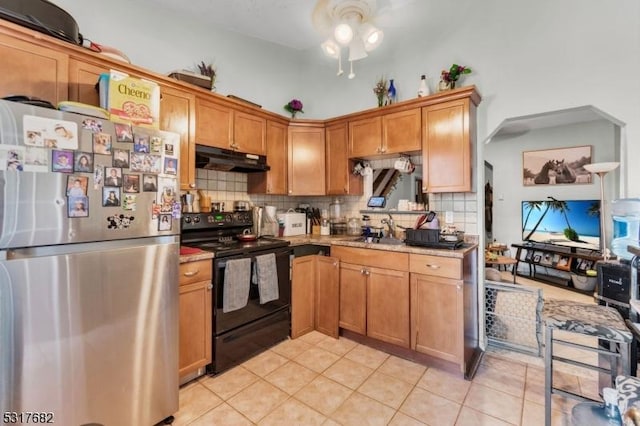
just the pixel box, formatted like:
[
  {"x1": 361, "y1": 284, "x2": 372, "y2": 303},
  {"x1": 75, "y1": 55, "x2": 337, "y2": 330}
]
[{"x1": 277, "y1": 209, "x2": 306, "y2": 236}]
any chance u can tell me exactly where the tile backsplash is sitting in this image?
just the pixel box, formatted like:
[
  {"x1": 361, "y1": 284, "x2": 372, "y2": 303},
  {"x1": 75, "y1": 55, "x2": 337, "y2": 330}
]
[{"x1": 189, "y1": 155, "x2": 478, "y2": 236}]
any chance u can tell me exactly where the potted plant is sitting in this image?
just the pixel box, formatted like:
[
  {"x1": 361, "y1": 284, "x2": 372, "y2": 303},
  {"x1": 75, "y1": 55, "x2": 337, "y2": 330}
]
[
  {"x1": 439, "y1": 64, "x2": 472, "y2": 91},
  {"x1": 197, "y1": 61, "x2": 217, "y2": 91}
]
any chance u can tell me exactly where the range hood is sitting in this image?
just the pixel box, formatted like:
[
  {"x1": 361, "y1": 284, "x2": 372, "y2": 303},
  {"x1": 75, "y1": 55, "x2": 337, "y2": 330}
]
[{"x1": 195, "y1": 144, "x2": 270, "y2": 173}]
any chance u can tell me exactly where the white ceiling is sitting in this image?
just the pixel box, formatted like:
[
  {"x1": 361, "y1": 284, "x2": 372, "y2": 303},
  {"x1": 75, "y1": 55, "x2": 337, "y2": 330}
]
[{"x1": 145, "y1": 0, "x2": 429, "y2": 50}]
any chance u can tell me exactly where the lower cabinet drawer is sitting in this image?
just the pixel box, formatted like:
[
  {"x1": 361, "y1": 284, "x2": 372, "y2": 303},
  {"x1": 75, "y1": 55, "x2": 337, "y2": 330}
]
[
  {"x1": 179, "y1": 260, "x2": 212, "y2": 286},
  {"x1": 409, "y1": 254, "x2": 461, "y2": 279}
]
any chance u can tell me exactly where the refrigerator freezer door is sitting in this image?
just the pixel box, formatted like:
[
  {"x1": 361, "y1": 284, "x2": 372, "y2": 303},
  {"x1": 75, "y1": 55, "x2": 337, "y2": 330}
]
[
  {"x1": 0, "y1": 238, "x2": 179, "y2": 425},
  {"x1": 0, "y1": 99, "x2": 181, "y2": 249}
]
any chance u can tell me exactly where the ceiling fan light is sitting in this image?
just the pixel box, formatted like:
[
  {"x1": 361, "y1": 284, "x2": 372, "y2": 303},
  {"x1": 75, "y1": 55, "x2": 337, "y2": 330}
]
[
  {"x1": 348, "y1": 38, "x2": 368, "y2": 61},
  {"x1": 334, "y1": 22, "x2": 354, "y2": 45},
  {"x1": 360, "y1": 23, "x2": 384, "y2": 51},
  {"x1": 321, "y1": 39, "x2": 340, "y2": 58}
]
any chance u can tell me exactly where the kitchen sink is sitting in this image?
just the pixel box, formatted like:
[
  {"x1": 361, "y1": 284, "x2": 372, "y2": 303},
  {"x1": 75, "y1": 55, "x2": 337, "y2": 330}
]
[{"x1": 350, "y1": 236, "x2": 405, "y2": 245}]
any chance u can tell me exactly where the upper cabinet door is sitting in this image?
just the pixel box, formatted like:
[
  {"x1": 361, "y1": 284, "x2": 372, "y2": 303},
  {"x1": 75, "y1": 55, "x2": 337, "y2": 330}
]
[
  {"x1": 288, "y1": 125, "x2": 326, "y2": 196},
  {"x1": 0, "y1": 33, "x2": 68, "y2": 104},
  {"x1": 195, "y1": 97, "x2": 232, "y2": 149},
  {"x1": 382, "y1": 108, "x2": 421, "y2": 155},
  {"x1": 68, "y1": 60, "x2": 108, "y2": 106},
  {"x1": 159, "y1": 85, "x2": 196, "y2": 190},
  {"x1": 326, "y1": 123, "x2": 362, "y2": 195},
  {"x1": 247, "y1": 120, "x2": 287, "y2": 194},
  {"x1": 422, "y1": 98, "x2": 473, "y2": 193},
  {"x1": 233, "y1": 111, "x2": 266, "y2": 155},
  {"x1": 348, "y1": 116, "x2": 382, "y2": 158}
]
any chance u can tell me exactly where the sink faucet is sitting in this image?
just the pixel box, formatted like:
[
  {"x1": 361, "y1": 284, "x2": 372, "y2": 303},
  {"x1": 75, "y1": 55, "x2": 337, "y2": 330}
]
[{"x1": 381, "y1": 214, "x2": 396, "y2": 239}]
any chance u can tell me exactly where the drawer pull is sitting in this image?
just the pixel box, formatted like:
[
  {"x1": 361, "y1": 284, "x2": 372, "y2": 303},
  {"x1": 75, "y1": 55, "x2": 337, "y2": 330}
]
[
  {"x1": 425, "y1": 264, "x2": 440, "y2": 269},
  {"x1": 207, "y1": 283, "x2": 213, "y2": 290},
  {"x1": 183, "y1": 270, "x2": 199, "y2": 277}
]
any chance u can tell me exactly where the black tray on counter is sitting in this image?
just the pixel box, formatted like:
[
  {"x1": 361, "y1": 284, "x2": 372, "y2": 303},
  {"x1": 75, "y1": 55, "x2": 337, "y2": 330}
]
[{"x1": 405, "y1": 239, "x2": 465, "y2": 250}]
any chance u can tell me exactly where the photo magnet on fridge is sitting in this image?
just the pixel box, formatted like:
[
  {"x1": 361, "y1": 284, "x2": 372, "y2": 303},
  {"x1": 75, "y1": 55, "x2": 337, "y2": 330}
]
[
  {"x1": 68, "y1": 196, "x2": 89, "y2": 218},
  {"x1": 51, "y1": 150, "x2": 74, "y2": 173}
]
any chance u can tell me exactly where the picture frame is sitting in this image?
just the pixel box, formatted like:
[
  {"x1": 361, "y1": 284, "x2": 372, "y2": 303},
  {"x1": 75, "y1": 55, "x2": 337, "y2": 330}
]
[
  {"x1": 123, "y1": 174, "x2": 140, "y2": 193},
  {"x1": 142, "y1": 174, "x2": 158, "y2": 192},
  {"x1": 93, "y1": 132, "x2": 112, "y2": 155},
  {"x1": 51, "y1": 150, "x2": 73, "y2": 173},
  {"x1": 68, "y1": 195, "x2": 89, "y2": 218},
  {"x1": 556, "y1": 255, "x2": 571, "y2": 271},
  {"x1": 74, "y1": 152, "x2": 94, "y2": 173},
  {"x1": 164, "y1": 157, "x2": 177, "y2": 175},
  {"x1": 522, "y1": 145, "x2": 592, "y2": 186},
  {"x1": 158, "y1": 214, "x2": 172, "y2": 231},
  {"x1": 114, "y1": 123, "x2": 133, "y2": 142},
  {"x1": 104, "y1": 167, "x2": 122, "y2": 187},
  {"x1": 66, "y1": 175, "x2": 89, "y2": 197},
  {"x1": 133, "y1": 133, "x2": 150, "y2": 153},
  {"x1": 102, "y1": 187, "x2": 121, "y2": 207},
  {"x1": 112, "y1": 148, "x2": 130, "y2": 168}
]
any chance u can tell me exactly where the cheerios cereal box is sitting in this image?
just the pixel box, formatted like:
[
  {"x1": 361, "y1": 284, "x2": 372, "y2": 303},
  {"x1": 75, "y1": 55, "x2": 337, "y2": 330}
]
[{"x1": 107, "y1": 70, "x2": 160, "y2": 128}]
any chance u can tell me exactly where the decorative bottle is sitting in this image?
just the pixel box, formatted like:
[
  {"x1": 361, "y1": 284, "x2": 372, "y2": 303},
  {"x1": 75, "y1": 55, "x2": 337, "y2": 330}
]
[
  {"x1": 387, "y1": 79, "x2": 397, "y2": 104},
  {"x1": 418, "y1": 75, "x2": 430, "y2": 97}
]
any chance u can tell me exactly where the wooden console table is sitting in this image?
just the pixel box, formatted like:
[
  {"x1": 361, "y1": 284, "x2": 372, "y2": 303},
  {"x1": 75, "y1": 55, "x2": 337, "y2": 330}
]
[{"x1": 511, "y1": 243, "x2": 603, "y2": 294}]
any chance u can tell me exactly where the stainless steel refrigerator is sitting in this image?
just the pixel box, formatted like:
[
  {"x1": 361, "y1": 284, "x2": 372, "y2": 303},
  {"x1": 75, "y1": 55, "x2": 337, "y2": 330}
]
[{"x1": 0, "y1": 99, "x2": 180, "y2": 425}]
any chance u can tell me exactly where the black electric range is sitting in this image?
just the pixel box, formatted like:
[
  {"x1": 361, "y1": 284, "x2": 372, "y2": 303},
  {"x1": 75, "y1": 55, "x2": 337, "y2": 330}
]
[{"x1": 181, "y1": 212, "x2": 289, "y2": 257}]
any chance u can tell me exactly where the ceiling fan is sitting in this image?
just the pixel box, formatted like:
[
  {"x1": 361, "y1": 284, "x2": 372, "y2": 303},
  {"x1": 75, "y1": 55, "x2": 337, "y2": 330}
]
[{"x1": 312, "y1": 0, "x2": 414, "y2": 78}]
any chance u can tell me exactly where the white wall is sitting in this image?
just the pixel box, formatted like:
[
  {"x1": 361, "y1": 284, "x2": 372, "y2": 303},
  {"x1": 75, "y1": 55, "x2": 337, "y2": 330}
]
[
  {"x1": 50, "y1": 0, "x2": 640, "y2": 199},
  {"x1": 485, "y1": 120, "x2": 617, "y2": 248}
]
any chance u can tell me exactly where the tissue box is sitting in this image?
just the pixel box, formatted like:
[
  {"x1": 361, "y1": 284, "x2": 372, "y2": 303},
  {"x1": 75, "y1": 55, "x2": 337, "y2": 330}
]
[
  {"x1": 99, "y1": 70, "x2": 160, "y2": 128},
  {"x1": 277, "y1": 212, "x2": 306, "y2": 236}
]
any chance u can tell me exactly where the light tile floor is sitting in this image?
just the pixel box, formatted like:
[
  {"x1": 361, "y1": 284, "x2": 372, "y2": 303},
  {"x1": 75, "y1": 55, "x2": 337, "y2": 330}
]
[{"x1": 174, "y1": 274, "x2": 605, "y2": 426}]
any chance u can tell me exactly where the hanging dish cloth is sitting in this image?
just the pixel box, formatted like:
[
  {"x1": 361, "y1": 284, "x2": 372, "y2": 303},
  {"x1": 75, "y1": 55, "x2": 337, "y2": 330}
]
[
  {"x1": 223, "y1": 258, "x2": 251, "y2": 313},
  {"x1": 252, "y1": 253, "x2": 279, "y2": 304}
]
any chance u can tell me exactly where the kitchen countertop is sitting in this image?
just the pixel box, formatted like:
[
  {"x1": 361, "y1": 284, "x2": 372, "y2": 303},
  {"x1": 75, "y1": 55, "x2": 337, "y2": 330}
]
[
  {"x1": 179, "y1": 247, "x2": 214, "y2": 263},
  {"x1": 280, "y1": 235, "x2": 478, "y2": 259}
]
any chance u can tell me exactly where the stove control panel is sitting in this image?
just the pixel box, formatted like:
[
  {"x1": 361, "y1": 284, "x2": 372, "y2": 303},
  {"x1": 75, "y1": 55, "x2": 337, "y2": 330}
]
[{"x1": 181, "y1": 212, "x2": 252, "y2": 229}]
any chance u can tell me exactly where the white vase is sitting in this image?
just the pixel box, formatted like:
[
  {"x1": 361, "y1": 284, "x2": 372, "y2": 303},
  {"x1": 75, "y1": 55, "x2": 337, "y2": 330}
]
[{"x1": 418, "y1": 75, "x2": 430, "y2": 97}]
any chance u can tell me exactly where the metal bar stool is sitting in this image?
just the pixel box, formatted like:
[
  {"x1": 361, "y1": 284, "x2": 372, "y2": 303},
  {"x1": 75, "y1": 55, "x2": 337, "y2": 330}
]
[{"x1": 543, "y1": 298, "x2": 633, "y2": 426}]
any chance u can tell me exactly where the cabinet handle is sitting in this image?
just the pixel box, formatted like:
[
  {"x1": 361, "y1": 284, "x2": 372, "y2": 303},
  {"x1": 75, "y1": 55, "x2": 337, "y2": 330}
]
[
  {"x1": 189, "y1": 183, "x2": 196, "y2": 188},
  {"x1": 376, "y1": 147, "x2": 381, "y2": 153},
  {"x1": 333, "y1": 262, "x2": 338, "y2": 267},
  {"x1": 288, "y1": 190, "x2": 292, "y2": 194},
  {"x1": 425, "y1": 264, "x2": 440, "y2": 269},
  {"x1": 183, "y1": 270, "x2": 199, "y2": 277},
  {"x1": 457, "y1": 284, "x2": 462, "y2": 290},
  {"x1": 207, "y1": 283, "x2": 213, "y2": 290}
]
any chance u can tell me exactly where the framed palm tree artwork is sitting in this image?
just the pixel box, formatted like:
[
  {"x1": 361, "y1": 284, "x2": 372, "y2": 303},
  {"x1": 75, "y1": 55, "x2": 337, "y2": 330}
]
[{"x1": 522, "y1": 145, "x2": 593, "y2": 186}]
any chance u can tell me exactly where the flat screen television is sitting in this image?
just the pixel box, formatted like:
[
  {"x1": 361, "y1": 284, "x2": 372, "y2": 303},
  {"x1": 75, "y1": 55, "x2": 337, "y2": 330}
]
[{"x1": 521, "y1": 199, "x2": 600, "y2": 251}]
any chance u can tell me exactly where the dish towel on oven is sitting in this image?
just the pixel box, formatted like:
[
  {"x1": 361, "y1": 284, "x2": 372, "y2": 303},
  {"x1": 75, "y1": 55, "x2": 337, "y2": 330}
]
[
  {"x1": 253, "y1": 253, "x2": 279, "y2": 304},
  {"x1": 223, "y1": 258, "x2": 251, "y2": 313}
]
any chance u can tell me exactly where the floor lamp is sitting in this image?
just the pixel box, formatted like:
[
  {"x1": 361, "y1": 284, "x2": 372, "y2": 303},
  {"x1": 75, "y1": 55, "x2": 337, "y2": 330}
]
[{"x1": 583, "y1": 162, "x2": 620, "y2": 258}]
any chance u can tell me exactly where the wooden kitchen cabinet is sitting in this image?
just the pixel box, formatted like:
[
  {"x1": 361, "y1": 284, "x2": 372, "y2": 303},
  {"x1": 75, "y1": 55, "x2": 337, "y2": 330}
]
[
  {"x1": 334, "y1": 247, "x2": 410, "y2": 347},
  {"x1": 288, "y1": 123, "x2": 326, "y2": 195},
  {"x1": 367, "y1": 267, "x2": 410, "y2": 347},
  {"x1": 410, "y1": 273, "x2": 463, "y2": 364},
  {"x1": 338, "y1": 262, "x2": 367, "y2": 335},
  {"x1": 326, "y1": 123, "x2": 362, "y2": 195},
  {"x1": 409, "y1": 250, "x2": 479, "y2": 376},
  {"x1": 195, "y1": 97, "x2": 266, "y2": 155},
  {"x1": 348, "y1": 108, "x2": 421, "y2": 158},
  {"x1": 179, "y1": 259, "x2": 213, "y2": 379},
  {"x1": 422, "y1": 97, "x2": 476, "y2": 192},
  {"x1": 291, "y1": 256, "x2": 315, "y2": 338},
  {"x1": 349, "y1": 116, "x2": 382, "y2": 158},
  {"x1": 0, "y1": 32, "x2": 68, "y2": 104},
  {"x1": 68, "y1": 59, "x2": 107, "y2": 106},
  {"x1": 382, "y1": 108, "x2": 422, "y2": 155},
  {"x1": 247, "y1": 120, "x2": 288, "y2": 194},
  {"x1": 291, "y1": 255, "x2": 340, "y2": 339},
  {"x1": 159, "y1": 85, "x2": 196, "y2": 190}
]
